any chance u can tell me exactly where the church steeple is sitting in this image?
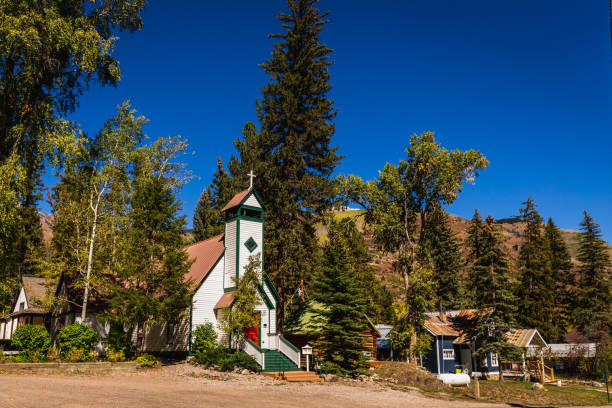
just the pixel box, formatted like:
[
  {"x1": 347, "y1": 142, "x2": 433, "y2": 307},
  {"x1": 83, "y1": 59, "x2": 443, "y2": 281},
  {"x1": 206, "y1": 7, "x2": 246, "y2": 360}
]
[{"x1": 221, "y1": 188, "x2": 265, "y2": 290}]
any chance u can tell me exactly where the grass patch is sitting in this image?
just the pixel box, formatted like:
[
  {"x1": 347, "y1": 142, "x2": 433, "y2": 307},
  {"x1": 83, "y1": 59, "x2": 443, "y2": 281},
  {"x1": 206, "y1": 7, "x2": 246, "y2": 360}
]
[
  {"x1": 463, "y1": 380, "x2": 608, "y2": 406},
  {"x1": 375, "y1": 363, "x2": 609, "y2": 406},
  {"x1": 454, "y1": 379, "x2": 609, "y2": 406}
]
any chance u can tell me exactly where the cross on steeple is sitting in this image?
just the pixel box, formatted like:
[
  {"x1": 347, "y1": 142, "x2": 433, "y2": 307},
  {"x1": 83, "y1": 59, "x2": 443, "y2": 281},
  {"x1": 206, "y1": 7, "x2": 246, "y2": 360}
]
[{"x1": 248, "y1": 170, "x2": 256, "y2": 189}]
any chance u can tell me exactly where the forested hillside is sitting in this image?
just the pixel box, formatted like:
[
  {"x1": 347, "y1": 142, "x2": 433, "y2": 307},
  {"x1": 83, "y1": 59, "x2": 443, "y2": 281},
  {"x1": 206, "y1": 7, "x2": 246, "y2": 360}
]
[{"x1": 318, "y1": 209, "x2": 612, "y2": 301}]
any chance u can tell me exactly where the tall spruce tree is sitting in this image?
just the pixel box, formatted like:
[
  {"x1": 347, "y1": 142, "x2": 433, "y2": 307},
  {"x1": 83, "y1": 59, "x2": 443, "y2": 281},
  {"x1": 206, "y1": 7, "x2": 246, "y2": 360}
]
[
  {"x1": 466, "y1": 209, "x2": 485, "y2": 302},
  {"x1": 313, "y1": 229, "x2": 367, "y2": 376},
  {"x1": 545, "y1": 218, "x2": 574, "y2": 341},
  {"x1": 192, "y1": 157, "x2": 237, "y2": 241},
  {"x1": 516, "y1": 197, "x2": 557, "y2": 341},
  {"x1": 467, "y1": 215, "x2": 519, "y2": 364},
  {"x1": 420, "y1": 208, "x2": 464, "y2": 310},
  {"x1": 328, "y1": 217, "x2": 394, "y2": 324},
  {"x1": 573, "y1": 211, "x2": 611, "y2": 337},
  {"x1": 229, "y1": 0, "x2": 342, "y2": 330}
]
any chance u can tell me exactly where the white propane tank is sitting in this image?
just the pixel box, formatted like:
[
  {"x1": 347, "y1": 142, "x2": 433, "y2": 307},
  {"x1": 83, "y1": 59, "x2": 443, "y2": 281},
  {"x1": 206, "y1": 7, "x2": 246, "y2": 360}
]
[{"x1": 438, "y1": 373, "x2": 471, "y2": 386}]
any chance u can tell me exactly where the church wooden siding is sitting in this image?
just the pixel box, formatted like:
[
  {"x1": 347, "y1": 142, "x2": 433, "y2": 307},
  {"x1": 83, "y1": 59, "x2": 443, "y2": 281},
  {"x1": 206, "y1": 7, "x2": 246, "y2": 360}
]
[
  {"x1": 261, "y1": 284, "x2": 277, "y2": 334},
  {"x1": 238, "y1": 219, "x2": 263, "y2": 276},
  {"x1": 243, "y1": 195, "x2": 261, "y2": 208},
  {"x1": 254, "y1": 294, "x2": 271, "y2": 349},
  {"x1": 224, "y1": 220, "x2": 237, "y2": 289},
  {"x1": 192, "y1": 254, "x2": 225, "y2": 343}
]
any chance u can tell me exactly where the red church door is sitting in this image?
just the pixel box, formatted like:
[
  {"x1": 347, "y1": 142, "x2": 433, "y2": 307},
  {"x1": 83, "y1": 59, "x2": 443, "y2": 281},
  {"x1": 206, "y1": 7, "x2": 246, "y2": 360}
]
[{"x1": 244, "y1": 313, "x2": 260, "y2": 345}]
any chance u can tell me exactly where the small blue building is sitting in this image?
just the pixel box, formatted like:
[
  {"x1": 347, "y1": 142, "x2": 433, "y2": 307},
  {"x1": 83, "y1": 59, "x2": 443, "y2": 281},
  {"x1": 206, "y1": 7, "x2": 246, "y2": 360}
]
[{"x1": 422, "y1": 310, "x2": 501, "y2": 378}]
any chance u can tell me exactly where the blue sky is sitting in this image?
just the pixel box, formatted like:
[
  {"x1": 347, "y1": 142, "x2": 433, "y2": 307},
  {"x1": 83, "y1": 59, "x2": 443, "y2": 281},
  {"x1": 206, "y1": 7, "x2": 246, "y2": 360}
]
[{"x1": 61, "y1": 0, "x2": 611, "y2": 241}]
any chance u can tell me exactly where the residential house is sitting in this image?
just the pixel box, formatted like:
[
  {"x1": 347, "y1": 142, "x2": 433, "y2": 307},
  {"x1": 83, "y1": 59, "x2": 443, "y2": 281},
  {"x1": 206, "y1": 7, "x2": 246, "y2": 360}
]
[{"x1": 0, "y1": 276, "x2": 53, "y2": 341}]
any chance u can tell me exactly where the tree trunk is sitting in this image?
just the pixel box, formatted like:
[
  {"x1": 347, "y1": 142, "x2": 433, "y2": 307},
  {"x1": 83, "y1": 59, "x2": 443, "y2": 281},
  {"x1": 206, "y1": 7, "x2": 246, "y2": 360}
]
[
  {"x1": 81, "y1": 198, "x2": 99, "y2": 323},
  {"x1": 409, "y1": 327, "x2": 418, "y2": 364},
  {"x1": 136, "y1": 321, "x2": 145, "y2": 353}
]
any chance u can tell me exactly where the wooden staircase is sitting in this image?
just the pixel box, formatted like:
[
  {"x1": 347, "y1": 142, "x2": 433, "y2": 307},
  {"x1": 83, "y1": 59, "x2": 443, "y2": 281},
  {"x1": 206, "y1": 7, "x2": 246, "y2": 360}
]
[{"x1": 262, "y1": 350, "x2": 302, "y2": 373}]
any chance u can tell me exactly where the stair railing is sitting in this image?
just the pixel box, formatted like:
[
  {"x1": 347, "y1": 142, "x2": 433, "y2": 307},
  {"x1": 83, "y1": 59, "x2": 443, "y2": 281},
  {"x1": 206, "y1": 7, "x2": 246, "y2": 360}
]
[
  {"x1": 243, "y1": 338, "x2": 265, "y2": 370},
  {"x1": 278, "y1": 335, "x2": 301, "y2": 368}
]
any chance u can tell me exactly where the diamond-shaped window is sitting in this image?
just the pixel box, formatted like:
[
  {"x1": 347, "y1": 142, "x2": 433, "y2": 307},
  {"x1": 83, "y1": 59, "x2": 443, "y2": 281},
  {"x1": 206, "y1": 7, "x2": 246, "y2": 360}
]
[{"x1": 244, "y1": 237, "x2": 258, "y2": 252}]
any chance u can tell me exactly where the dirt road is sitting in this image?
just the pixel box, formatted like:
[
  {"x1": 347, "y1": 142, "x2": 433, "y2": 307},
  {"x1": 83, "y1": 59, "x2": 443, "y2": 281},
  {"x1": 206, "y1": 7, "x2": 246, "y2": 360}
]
[{"x1": 0, "y1": 364, "x2": 508, "y2": 408}]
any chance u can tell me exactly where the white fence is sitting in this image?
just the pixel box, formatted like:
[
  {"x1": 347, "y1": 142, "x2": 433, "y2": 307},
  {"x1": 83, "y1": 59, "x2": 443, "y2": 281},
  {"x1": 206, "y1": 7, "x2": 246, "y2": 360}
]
[
  {"x1": 242, "y1": 339, "x2": 265, "y2": 370},
  {"x1": 279, "y1": 335, "x2": 300, "y2": 368}
]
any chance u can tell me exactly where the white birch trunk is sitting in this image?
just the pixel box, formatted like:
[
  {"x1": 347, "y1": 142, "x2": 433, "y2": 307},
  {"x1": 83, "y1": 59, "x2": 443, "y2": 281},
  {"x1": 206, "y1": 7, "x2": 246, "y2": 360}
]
[{"x1": 82, "y1": 188, "x2": 103, "y2": 322}]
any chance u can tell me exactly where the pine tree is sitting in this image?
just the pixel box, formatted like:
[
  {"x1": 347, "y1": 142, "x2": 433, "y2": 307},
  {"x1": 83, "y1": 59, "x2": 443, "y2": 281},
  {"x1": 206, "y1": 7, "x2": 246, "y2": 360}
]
[
  {"x1": 573, "y1": 211, "x2": 611, "y2": 337},
  {"x1": 516, "y1": 197, "x2": 557, "y2": 341},
  {"x1": 328, "y1": 217, "x2": 394, "y2": 324},
  {"x1": 467, "y1": 215, "x2": 519, "y2": 363},
  {"x1": 229, "y1": 0, "x2": 342, "y2": 330},
  {"x1": 466, "y1": 209, "x2": 485, "y2": 302},
  {"x1": 313, "y1": 229, "x2": 368, "y2": 376},
  {"x1": 193, "y1": 157, "x2": 236, "y2": 242},
  {"x1": 420, "y1": 208, "x2": 464, "y2": 310},
  {"x1": 545, "y1": 217, "x2": 574, "y2": 341}
]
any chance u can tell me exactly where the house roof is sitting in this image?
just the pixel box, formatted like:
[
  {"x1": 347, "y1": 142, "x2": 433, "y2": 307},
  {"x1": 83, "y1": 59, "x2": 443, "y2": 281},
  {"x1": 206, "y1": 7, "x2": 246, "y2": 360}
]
[
  {"x1": 221, "y1": 188, "x2": 251, "y2": 211},
  {"x1": 214, "y1": 291, "x2": 234, "y2": 310},
  {"x1": 184, "y1": 234, "x2": 225, "y2": 289},
  {"x1": 423, "y1": 309, "x2": 480, "y2": 344},
  {"x1": 506, "y1": 328, "x2": 547, "y2": 348},
  {"x1": 22, "y1": 276, "x2": 53, "y2": 308}
]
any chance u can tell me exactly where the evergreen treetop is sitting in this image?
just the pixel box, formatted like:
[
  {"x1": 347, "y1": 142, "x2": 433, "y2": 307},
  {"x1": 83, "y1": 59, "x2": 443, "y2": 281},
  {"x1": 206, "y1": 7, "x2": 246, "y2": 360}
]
[
  {"x1": 229, "y1": 0, "x2": 342, "y2": 330},
  {"x1": 573, "y1": 211, "x2": 611, "y2": 337},
  {"x1": 545, "y1": 217, "x2": 574, "y2": 340},
  {"x1": 467, "y1": 214, "x2": 519, "y2": 361},
  {"x1": 312, "y1": 229, "x2": 368, "y2": 376},
  {"x1": 420, "y1": 208, "x2": 464, "y2": 311},
  {"x1": 516, "y1": 197, "x2": 557, "y2": 341}
]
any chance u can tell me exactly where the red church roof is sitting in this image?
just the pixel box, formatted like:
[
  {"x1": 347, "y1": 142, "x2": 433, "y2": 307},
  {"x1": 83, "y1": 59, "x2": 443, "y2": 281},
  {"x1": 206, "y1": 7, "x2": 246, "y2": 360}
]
[
  {"x1": 221, "y1": 188, "x2": 251, "y2": 211},
  {"x1": 184, "y1": 234, "x2": 225, "y2": 288}
]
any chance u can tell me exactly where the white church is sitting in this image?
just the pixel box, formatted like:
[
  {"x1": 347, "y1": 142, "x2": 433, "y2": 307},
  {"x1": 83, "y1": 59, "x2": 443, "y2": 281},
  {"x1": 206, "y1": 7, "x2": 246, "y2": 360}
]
[
  {"x1": 1, "y1": 183, "x2": 303, "y2": 372},
  {"x1": 175, "y1": 187, "x2": 301, "y2": 371}
]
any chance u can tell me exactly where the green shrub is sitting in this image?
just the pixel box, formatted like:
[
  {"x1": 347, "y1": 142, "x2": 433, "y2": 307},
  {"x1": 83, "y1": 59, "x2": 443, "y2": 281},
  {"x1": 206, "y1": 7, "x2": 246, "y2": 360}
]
[
  {"x1": 57, "y1": 324, "x2": 99, "y2": 360},
  {"x1": 135, "y1": 353, "x2": 159, "y2": 367},
  {"x1": 103, "y1": 331, "x2": 134, "y2": 359},
  {"x1": 106, "y1": 349, "x2": 125, "y2": 362},
  {"x1": 192, "y1": 323, "x2": 217, "y2": 354},
  {"x1": 11, "y1": 324, "x2": 51, "y2": 360},
  {"x1": 192, "y1": 346, "x2": 229, "y2": 368},
  {"x1": 229, "y1": 351, "x2": 260, "y2": 372},
  {"x1": 192, "y1": 347, "x2": 260, "y2": 372}
]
